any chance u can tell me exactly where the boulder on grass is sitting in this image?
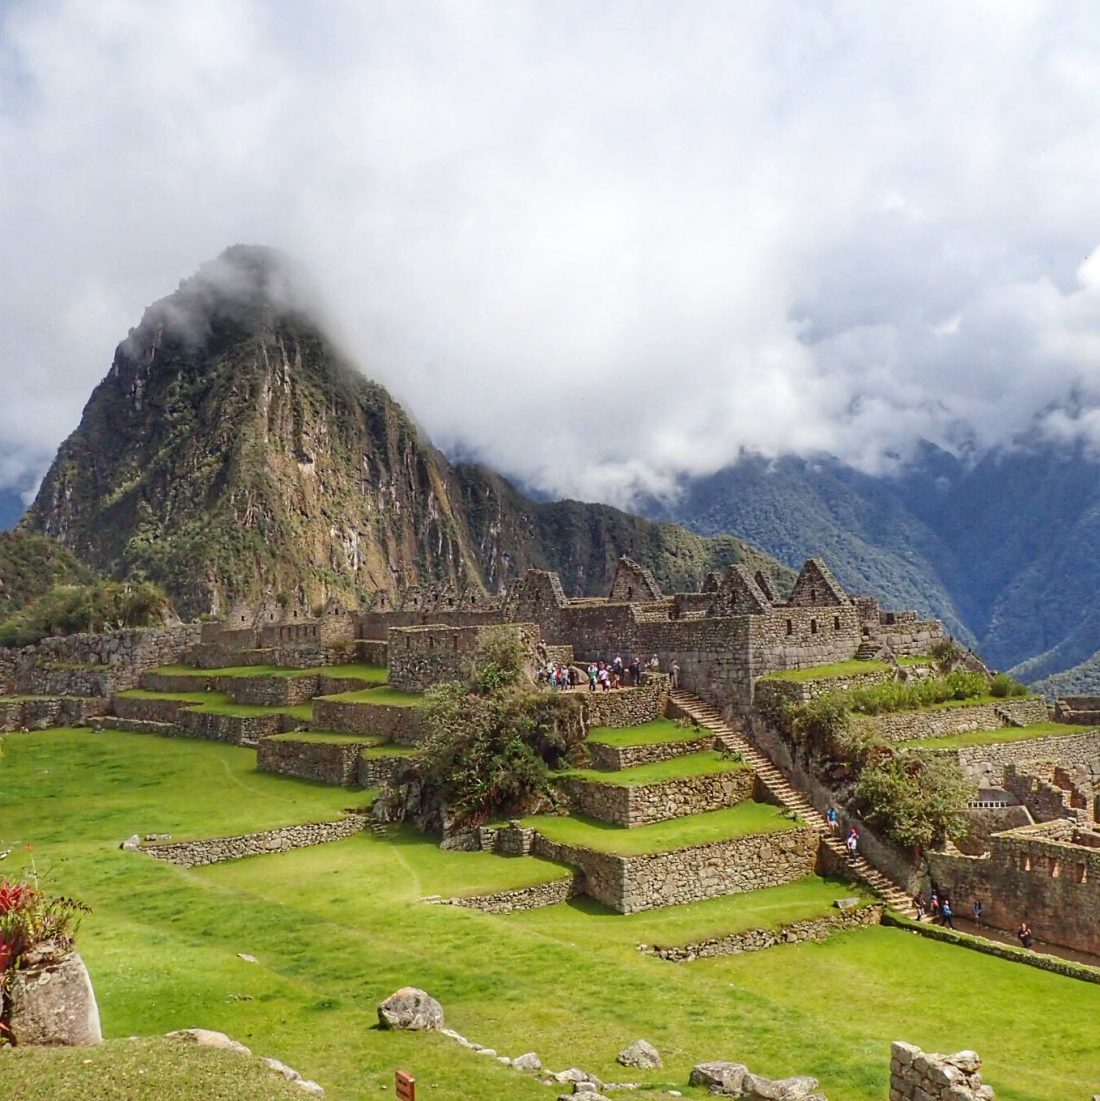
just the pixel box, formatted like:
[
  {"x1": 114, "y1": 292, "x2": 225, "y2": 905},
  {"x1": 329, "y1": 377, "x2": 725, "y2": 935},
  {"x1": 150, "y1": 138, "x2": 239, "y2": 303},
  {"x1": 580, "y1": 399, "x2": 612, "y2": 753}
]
[
  {"x1": 741, "y1": 1072, "x2": 825, "y2": 1100},
  {"x1": 8, "y1": 944, "x2": 102, "y2": 1046},
  {"x1": 689, "y1": 1061, "x2": 749, "y2": 1095},
  {"x1": 512, "y1": 1052, "x2": 542, "y2": 1071},
  {"x1": 617, "y1": 1039, "x2": 662, "y2": 1069},
  {"x1": 377, "y1": 987, "x2": 444, "y2": 1031},
  {"x1": 165, "y1": 1028, "x2": 251, "y2": 1056}
]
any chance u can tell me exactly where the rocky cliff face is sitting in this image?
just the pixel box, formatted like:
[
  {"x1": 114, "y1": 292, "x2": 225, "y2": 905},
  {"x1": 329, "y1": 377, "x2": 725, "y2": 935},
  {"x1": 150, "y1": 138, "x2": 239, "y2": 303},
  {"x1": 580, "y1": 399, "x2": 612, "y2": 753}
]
[{"x1": 24, "y1": 247, "x2": 790, "y2": 617}]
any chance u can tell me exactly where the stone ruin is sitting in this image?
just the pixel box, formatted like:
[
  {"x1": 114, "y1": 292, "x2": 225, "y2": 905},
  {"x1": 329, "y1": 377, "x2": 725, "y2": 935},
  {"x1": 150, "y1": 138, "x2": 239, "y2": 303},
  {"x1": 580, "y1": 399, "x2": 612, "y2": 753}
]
[{"x1": 890, "y1": 1041, "x2": 994, "y2": 1101}]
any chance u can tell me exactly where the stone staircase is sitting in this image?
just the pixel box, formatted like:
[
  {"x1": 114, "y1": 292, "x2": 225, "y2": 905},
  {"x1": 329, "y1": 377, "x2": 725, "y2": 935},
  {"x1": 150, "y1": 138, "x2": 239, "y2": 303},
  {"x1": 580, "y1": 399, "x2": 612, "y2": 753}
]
[
  {"x1": 854, "y1": 641, "x2": 884, "y2": 661},
  {"x1": 670, "y1": 690, "x2": 917, "y2": 918}
]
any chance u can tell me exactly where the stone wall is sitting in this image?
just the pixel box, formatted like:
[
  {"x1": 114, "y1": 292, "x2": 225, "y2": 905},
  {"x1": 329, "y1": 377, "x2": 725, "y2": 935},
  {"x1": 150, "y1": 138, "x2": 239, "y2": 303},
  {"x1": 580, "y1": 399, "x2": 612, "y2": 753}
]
[
  {"x1": 112, "y1": 696, "x2": 194, "y2": 723},
  {"x1": 586, "y1": 731, "x2": 715, "y2": 772},
  {"x1": 225, "y1": 675, "x2": 321, "y2": 707},
  {"x1": 311, "y1": 699, "x2": 429, "y2": 745},
  {"x1": 922, "y1": 727, "x2": 1100, "y2": 786},
  {"x1": 581, "y1": 678, "x2": 668, "y2": 729},
  {"x1": 256, "y1": 736, "x2": 370, "y2": 786},
  {"x1": 387, "y1": 622, "x2": 540, "y2": 693},
  {"x1": 0, "y1": 696, "x2": 107, "y2": 731},
  {"x1": 1002, "y1": 763, "x2": 1082, "y2": 823},
  {"x1": 176, "y1": 709, "x2": 287, "y2": 747},
  {"x1": 646, "y1": 902, "x2": 883, "y2": 961},
  {"x1": 755, "y1": 669, "x2": 898, "y2": 708},
  {"x1": 877, "y1": 619, "x2": 945, "y2": 657},
  {"x1": 852, "y1": 697, "x2": 1049, "y2": 745},
  {"x1": 555, "y1": 767, "x2": 755, "y2": 828},
  {"x1": 0, "y1": 625, "x2": 201, "y2": 696},
  {"x1": 889, "y1": 1042, "x2": 994, "y2": 1101},
  {"x1": 437, "y1": 875, "x2": 583, "y2": 914},
  {"x1": 530, "y1": 826, "x2": 819, "y2": 913},
  {"x1": 141, "y1": 815, "x2": 368, "y2": 867},
  {"x1": 357, "y1": 752, "x2": 413, "y2": 788},
  {"x1": 928, "y1": 821, "x2": 1100, "y2": 956}
]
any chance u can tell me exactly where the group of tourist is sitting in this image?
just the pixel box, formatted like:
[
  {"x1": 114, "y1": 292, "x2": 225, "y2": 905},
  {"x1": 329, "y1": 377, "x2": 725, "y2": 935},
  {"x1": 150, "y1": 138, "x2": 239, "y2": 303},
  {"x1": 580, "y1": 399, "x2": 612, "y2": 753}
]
[
  {"x1": 536, "y1": 653, "x2": 681, "y2": 692},
  {"x1": 913, "y1": 892, "x2": 962, "y2": 929}
]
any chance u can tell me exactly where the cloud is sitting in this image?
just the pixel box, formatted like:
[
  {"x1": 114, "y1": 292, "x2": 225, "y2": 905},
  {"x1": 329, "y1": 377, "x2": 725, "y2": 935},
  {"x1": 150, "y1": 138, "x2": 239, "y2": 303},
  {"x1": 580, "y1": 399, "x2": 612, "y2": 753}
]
[{"x1": 3, "y1": 0, "x2": 1100, "y2": 506}]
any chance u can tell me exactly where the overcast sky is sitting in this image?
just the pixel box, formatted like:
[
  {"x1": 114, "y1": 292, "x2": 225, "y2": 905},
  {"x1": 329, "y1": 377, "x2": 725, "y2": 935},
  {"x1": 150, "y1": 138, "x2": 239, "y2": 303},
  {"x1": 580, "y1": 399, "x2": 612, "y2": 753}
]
[{"x1": 3, "y1": 1, "x2": 1100, "y2": 505}]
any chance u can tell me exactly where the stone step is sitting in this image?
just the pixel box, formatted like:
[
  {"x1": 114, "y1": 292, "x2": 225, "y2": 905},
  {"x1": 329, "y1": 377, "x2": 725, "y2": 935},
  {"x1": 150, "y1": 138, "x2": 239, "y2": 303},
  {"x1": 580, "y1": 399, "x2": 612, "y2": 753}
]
[{"x1": 670, "y1": 690, "x2": 917, "y2": 919}]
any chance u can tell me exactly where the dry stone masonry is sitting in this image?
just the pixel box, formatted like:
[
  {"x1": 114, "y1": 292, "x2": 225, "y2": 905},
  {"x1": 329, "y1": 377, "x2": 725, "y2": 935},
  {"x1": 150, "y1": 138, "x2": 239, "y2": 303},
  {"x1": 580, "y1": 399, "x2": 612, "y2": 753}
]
[{"x1": 889, "y1": 1042, "x2": 994, "y2": 1101}]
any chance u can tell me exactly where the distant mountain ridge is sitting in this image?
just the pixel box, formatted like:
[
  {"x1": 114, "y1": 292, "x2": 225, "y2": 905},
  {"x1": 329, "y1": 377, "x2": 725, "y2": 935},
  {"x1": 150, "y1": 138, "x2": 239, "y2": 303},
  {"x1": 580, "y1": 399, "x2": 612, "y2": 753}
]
[
  {"x1": 21, "y1": 246, "x2": 790, "y2": 618},
  {"x1": 648, "y1": 445, "x2": 1100, "y2": 688}
]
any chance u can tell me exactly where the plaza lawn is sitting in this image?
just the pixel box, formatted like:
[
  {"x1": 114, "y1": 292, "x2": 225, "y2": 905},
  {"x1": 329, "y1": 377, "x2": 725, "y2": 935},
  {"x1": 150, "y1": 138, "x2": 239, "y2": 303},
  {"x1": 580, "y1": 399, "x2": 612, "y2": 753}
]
[
  {"x1": 521, "y1": 802, "x2": 801, "y2": 855},
  {"x1": 150, "y1": 663, "x2": 388, "y2": 683},
  {"x1": 318, "y1": 686, "x2": 424, "y2": 707},
  {"x1": 560, "y1": 749, "x2": 748, "y2": 787},
  {"x1": 3, "y1": 728, "x2": 1099, "y2": 1101},
  {"x1": 901, "y1": 722, "x2": 1097, "y2": 750},
  {"x1": 585, "y1": 717, "x2": 710, "y2": 747},
  {"x1": 759, "y1": 656, "x2": 930, "y2": 682}
]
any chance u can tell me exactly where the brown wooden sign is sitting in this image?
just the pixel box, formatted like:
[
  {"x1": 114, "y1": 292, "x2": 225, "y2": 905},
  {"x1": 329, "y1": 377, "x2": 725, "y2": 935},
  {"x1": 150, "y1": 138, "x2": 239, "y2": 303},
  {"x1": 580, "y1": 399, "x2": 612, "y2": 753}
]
[{"x1": 395, "y1": 1070, "x2": 415, "y2": 1101}]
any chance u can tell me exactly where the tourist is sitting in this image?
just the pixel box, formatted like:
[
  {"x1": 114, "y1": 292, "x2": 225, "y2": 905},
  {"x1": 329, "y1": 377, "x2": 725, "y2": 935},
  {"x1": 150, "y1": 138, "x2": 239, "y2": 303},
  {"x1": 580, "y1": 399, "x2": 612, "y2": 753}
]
[
  {"x1": 913, "y1": 893, "x2": 926, "y2": 920},
  {"x1": 628, "y1": 657, "x2": 640, "y2": 686},
  {"x1": 568, "y1": 665, "x2": 580, "y2": 688},
  {"x1": 972, "y1": 898, "x2": 984, "y2": 925},
  {"x1": 613, "y1": 654, "x2": 623, "y2": 674},
  {"x1": 1018, "y1": 922, "x2": 1034, "y2": 949},
  {"x1": 587, "y1": 664, "x2": 597, "y2": 692},
  {"x1": 648, "y1": 653, "x2": 660, "y2": 674},
  {"x1": 845, "y1": 830, "x2": 858, "y2": 864},
  {"x1": 941, "y1": 898, "x2": 956, "y2": 929},
  {"x1": 599, "y1": 667, "x2": 611, "y2": 692},
  {"x1": 669, "y1": 660, "x2": 680, "y2": 689},
  {"x1": 826, "y1": 806, "x2": 839, "y2": 833}
]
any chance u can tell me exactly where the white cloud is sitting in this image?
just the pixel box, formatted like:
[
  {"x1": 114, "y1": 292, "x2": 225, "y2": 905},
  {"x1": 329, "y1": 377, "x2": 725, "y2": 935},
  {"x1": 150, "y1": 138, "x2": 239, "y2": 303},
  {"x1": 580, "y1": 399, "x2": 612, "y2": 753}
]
[{"x1": 3, "y1": 0, "x2": 1100, "y2": 506}]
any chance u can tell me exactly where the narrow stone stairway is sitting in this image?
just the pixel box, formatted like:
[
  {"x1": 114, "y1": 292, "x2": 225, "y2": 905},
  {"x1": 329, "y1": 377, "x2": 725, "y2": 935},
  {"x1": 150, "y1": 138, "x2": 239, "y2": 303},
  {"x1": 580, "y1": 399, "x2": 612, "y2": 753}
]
[{"x1": 670, "y1": 690, "x2": 917, "y2": 918}]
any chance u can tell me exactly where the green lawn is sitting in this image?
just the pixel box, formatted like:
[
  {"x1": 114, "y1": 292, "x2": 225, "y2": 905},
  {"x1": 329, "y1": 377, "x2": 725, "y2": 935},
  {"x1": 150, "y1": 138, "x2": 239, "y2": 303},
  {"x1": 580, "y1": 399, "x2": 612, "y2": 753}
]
[
  {"x1": 3, "y1": 728, "x2": 1098, "y2": 1101},
  {"x1": 116, "y1": 689, "x2": 314, "y2": 721},
  {"x1": 0, "y1": 729, "x2": 359, "y2": 842},
  {"x1": 319, "y1": 687, "x2": 424, "y2": 708},
  {"x1": 759, "y1": 656, "x2": 930, "y2": 683},
  {"x1": 900, "y1": 722, "x2": 1096, "y2": 750},
  {"x1": 360, "y1": 744, "x2": 420, "y2": 758},
  {"x1": 560, "y1": 749, "x2": 748, "y2": 787},
  {"x1": 118, "y1": 689, "x2": 232, "y2": 704},
  {"x1": 522, "y1": 802, "x2": 801, "y2": 855},
  {"x1": 585, "y1": 717, "x2": 709, "y2": 747}
]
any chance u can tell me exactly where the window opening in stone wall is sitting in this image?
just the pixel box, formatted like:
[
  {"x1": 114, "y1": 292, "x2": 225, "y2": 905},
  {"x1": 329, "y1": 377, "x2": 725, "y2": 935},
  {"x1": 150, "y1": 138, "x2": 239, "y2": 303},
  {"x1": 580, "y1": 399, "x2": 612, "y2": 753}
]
[
  {"x1": 785, "y1": 619, "x2": 793, "y2": 636},
  {"x1": 833, "y1": 615, "x2": 840, "y2": 631},
  {"x1": 1076, "y1": 862, "x2": 1087, "y2": 883},
  {"x1": 810, "y1": 619, "x2": 818, "y2": 634},
  {"x1": 810, "y1": 587, "x2": 817, "y2": 603}
]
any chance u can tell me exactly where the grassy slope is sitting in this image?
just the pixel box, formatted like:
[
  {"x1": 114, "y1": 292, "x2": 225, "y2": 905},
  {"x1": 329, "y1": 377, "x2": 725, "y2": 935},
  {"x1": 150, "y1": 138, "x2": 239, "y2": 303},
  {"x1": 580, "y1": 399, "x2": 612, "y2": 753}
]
[
  {"x1": 900, "y1": 722, "x2": 1096, "y2": 750},
  {"x1": 585, "y1": 718, "x2": 708, "y2": 746},
  {"x1": 318, "y1": 687, "x2": 424, "y2": 707},
  {"x1": 561, "y1": 749, "x2": 748, "y2": 787},
  {"x1": 2, "y1": 730, "x2": 1098, "y2": 1101}
]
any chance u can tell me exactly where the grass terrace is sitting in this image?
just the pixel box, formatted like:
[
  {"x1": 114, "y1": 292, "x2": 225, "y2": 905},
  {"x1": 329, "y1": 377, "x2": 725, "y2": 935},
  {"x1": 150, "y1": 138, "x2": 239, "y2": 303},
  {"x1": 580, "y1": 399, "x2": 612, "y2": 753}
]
[
  {"x1": 585, "y1": 717, "x2": 709, "y2": 747},
  {"x1": 561, "y1": 749, "x2": 748, "y2": 787},
  {"x1": 360, "y1": 744, "x2": 420, "y2": 758},
  {"x1": 900, "y1": 722, "x2": 1097, "y2": 750},
  {"x1": 505, "y1": 875, "x2": 872, "y2": 947},
  {"x1": 318, "y1": 686, "x2": 425, "y2": 707},
  {"x1": 760, "y1": 656, "x2": 930, "y2": 683},
  {"x1": 151, "y1": 663, "x2": 388, "y2": 683},
  {"x1": 118, "y1": 689, "x2": 232, "y2": 704},
  {"x1": 522, "y1": 802, "x2": 801, "y2": 855},
  {"x1": 264, "y1": 731, "x2": 389, "y2": 747},
  {"x1": 116, "y1": 688, "x2": 314, "y2": 721}
]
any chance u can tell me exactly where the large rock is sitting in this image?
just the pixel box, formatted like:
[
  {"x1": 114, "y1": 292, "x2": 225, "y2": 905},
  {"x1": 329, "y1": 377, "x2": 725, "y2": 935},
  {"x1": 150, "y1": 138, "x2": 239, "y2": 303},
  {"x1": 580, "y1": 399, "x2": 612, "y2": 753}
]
[
  {"x1": 377, "y1": 987, "x2": 444, "y2": 1031},
  {"x1": 165, "y1": 1028, "x2": 251, "y2": 1056},
  {"x1": 7, "y1": 944, "x2": 102, "y2": 1046},
  {"x1": 689, "y1": 1061, "x2": 749, "y2": 1094},
  {"x1": 741, "y1": 1073, "x2": 824, "y2": 1100},
  {"x1": 617, "y1": 1039, "x2": 662, "y2": 1069}
]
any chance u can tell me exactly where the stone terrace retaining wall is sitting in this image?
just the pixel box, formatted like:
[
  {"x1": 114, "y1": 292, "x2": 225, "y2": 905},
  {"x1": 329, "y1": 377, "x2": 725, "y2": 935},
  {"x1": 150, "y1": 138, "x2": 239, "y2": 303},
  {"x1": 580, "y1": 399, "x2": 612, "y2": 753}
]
[
  {"x1": 890, "y1": 1042, "x2": 994, "y2": 1101},
  {"x1": 257, "y1": 737, "x2": 370, "y2": 786},
  {"x1": 142, "y1": 815, "x2": 368, "y2": 867},
  {"x1": 646, "y1": 902, "x2": 884, "y2": 961},
  {"x1": 357, "y1": 753, "x2": 412, "y2": 787},
  {"x1": 436, "y1": 875, "x2": 583, "y2": 914},
  {"x1": 924, "y1": 728, "x2": 1100, "y2": 786},
  {"x1": 226, "y1": 675, "x2": 321, "y2": 707},
  {"x1": 312, "y1": 699, "x2": 428, "y2": 745},
  {"x1": 1002, "y1": 763, "x2": 1082, "y2": 823},
  {"x1": 580, "y1": 678, "x2": 669, "y2": 729},
  {"x1": 113, "y1": 696, "x2": 195, "y2": 723},
  {"x1": 555, "y1": 768, "x2": 755, "y2": 828},
  {"x1": 387, "y1": 622, "x2": 540, "y2": 693},
  {"x1": 531, "y1": 826, "x2": 819, "y2": 913},
  {"x1": 23, "y1": 666, "x2": 121, "y2": 698},
  {"x1": 176, "y1": 709, "x2": 288, "y2": 747},
  {"x1": 0, "y1": 696, "x2": 107, "y2": 731},
  {"x1": 587, "y1": 731, "x2": 715, "y2": 772},
  {"x1": 853, "y1": 697, "x2": 1048, "y2": 744}
]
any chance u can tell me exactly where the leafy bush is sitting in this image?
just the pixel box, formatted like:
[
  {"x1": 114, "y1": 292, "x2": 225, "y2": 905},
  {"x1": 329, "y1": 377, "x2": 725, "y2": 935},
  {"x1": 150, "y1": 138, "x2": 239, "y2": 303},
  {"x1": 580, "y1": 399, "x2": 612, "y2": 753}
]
[
  {"x1": 0, "y1": 580, "x2": 173, "y2": 648},
  {"x1": 852, "y1": 752, "x2": 975, "y2": 850},
  {"x1": 989, "y1": 672, "x2": 1028, "y2": 698}
]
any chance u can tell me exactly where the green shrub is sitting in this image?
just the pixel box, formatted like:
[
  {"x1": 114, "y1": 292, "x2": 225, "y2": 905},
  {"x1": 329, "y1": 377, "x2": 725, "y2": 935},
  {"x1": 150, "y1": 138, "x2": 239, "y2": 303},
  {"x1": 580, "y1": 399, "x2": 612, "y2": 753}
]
[
  {"x1": 852, "y1": 752, "x2": 976, "y2": 850},
  {"x1": 0, "y1": 580, "x2": 173, "y2": 648},
  {"x1": 989, "y1": 672, "x2": 1028, "y2": 698},
  {"x1": 842, "y1": 671, "x2": 989, "y2": 715}
]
